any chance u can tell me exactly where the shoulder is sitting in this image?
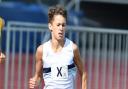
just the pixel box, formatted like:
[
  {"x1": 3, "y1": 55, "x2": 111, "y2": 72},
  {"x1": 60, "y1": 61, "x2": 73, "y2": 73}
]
[
  {"x1": 37, "y1": 40, "x2": 50, "y2": 52},
  {"x1": 72, "y1": 42, "x2": 81, "y2": 59},
  {"x1": 36, "y1": 44, "x2": 43, "y2": 53},
  {"x1": 35, "y1": 44, "x2": 43, "y2": 61},
  {"x1": 36, "y1": 44, "x2": 43, "y2": 57},
  {"x1": 36, "y1": 40, "x2": 50, "y2": 55},
  {"x1": 65, "y1": 38, "x2": 79, "y2": 51},
  {"x1": 72, "y1": 42, "x2": 79, "y2": 52}
]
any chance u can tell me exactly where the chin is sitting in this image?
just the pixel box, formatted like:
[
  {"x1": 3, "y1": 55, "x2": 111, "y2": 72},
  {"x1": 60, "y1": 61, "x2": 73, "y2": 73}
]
[{"x1": 57, "y1": 37, "x2": 64, "y2": 41}]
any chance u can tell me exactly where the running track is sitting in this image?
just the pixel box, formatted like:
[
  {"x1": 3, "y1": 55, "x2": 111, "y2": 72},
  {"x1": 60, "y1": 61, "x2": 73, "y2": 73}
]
[{"x1": 0, "y1": 54, "x2": 128, "y2": 89}]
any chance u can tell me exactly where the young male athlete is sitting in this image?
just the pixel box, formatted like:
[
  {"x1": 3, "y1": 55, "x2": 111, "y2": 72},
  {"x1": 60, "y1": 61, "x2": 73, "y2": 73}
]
[{"x1": 29, "y1": 5, "x2": 87, "y2": 89}]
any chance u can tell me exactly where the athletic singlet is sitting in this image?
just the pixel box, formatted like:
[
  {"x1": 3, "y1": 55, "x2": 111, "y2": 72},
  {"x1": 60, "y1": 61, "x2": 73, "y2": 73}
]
[{"x1": 42, "y1": 38, "x2": 76, "y2": 89}]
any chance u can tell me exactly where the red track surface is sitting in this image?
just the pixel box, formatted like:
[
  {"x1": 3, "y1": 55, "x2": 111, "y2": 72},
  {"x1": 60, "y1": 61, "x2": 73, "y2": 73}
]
[{"x1": 0, "y1": 54, "x2": 128, "y2": 89}]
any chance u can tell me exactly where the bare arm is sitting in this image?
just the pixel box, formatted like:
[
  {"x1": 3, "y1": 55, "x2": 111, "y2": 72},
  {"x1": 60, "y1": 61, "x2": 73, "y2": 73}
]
[
  {"x1": 34, "y1": 45, "x2": 43, "y2": 79},
  {"x1": 29, "y1": 45, "x2": 43, "y2": 88},
  {"x1": 73, "y1": 43, "x2": 87, "y2": 89}
]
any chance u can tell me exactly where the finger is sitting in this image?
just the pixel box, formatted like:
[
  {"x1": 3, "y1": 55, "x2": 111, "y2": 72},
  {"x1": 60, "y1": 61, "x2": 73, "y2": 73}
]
[
  {"x1": 1, "y1": 53, "x2": 5, "y2": 58},
  {"x1": 29, "y1": 79, "x2": 36, "y2": 88},
  {"x1": 29, "y1": 82, "x2": 35, "y2": 88},
  {"x1": 0, "y1": 57, "x2": 5, "y2": 63},
  {"x1": 29, "y1": 84, "x2": 35, "y2": 89},
  {"x1": 29, "y1": 79, "x2": 36, "y2": 84},
  {"x1": 29, "y1": 82, "x2": 37, "y2": 89},
  {"x1": 0, "y1": 53, "x2": 5, "y2": 59}
]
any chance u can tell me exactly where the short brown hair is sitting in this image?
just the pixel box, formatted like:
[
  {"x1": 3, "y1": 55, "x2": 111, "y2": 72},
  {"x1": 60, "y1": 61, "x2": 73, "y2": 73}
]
[{"x1": 48, "y1": 5, "x2": 67, "y2": 23}]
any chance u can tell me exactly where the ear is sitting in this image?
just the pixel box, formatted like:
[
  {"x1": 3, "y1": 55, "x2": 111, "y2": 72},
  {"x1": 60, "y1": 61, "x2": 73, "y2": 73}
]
[{"x1": 48, "y1": 23, "x2": 52, "y2": 32}]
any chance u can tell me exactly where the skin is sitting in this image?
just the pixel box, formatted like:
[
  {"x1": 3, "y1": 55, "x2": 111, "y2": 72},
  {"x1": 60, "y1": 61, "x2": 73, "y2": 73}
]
[
  {"x1": 0, "y1": 52, "x2": 6, "y2": 63},
  {"x1": 29, "y1": 15, "x2": 87, "y2": 89},
  {"x1": 0, "y1": 18, "x2": 5, "y2": 63}
]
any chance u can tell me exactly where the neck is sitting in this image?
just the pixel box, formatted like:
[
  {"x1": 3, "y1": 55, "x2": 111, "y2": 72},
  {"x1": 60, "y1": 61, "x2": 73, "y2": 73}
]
[{"x1": 51, "y1": 38, "x2": 65, "y2": 52}]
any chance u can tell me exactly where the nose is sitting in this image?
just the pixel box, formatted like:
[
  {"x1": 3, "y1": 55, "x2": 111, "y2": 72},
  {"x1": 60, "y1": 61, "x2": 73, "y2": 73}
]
[{"x1": 59, "y1": 25, "x2": 63, "y2": 31}]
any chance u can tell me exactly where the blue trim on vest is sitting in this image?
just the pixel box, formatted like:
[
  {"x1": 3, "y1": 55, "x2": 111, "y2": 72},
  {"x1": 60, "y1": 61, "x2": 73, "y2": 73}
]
[{"x1": 43, "y1": 63, "x2": 75, "y2": 73}]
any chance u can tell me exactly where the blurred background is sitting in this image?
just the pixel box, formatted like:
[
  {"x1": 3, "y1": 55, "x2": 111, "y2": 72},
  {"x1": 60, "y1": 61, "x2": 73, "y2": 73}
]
[{"x1": 0, "y1": 0, "x2": 128, "y2": 89}]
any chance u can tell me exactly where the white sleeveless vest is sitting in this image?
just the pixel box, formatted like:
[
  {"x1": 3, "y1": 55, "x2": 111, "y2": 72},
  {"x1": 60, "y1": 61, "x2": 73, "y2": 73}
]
[{"x1": 42, "y1": 38, "x2": 76, "y2": 89}]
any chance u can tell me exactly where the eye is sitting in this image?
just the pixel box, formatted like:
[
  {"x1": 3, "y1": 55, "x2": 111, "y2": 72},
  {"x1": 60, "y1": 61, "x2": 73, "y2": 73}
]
[
  {"x1": 57, "y1": 24, "x2": 60, "y2": 26},
  {"x1": 62, "y1": 23, "x2": 66, "y2": 27}
]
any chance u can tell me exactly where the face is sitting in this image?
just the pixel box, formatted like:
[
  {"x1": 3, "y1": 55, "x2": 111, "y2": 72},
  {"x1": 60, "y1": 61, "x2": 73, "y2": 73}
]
[{"x1": 49, "y1": 15, "x2": 66, "y2": 41}]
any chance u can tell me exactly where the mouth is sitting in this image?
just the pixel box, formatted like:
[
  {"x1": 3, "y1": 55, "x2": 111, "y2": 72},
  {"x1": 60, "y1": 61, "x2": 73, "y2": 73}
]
[{"x1": 58, "y1": 32, "x2": 63, "y2": 37}]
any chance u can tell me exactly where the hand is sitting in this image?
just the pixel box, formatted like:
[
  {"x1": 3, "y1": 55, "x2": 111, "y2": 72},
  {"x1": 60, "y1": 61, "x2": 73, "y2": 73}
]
[
  {"x1": 29, "y1": 77, "x2": 41, "y2": 89},
  {"x1": 0, "y1": 52, "x2": 6, "y2": 63}
]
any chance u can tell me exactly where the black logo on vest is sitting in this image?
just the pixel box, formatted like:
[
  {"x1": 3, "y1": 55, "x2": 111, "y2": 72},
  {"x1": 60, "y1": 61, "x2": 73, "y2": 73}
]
[{"x1": 57, "y1": 67, "x2": 62, "y2": 77}]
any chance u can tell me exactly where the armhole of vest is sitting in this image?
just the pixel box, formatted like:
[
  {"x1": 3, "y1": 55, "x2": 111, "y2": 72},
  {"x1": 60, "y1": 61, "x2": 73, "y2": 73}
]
[
  {"x1": 42, "y1": 42, "x2": 47, "y2": 61},
  {"x1": 70, "y1": 40, "x2": 74, "y2": 59},
  {"x1": 42, "y1": 44, "x2": 44, "y2": 62},
  {"x1": 42, "y1": 41, "x2": 49, "y2": 61}
]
